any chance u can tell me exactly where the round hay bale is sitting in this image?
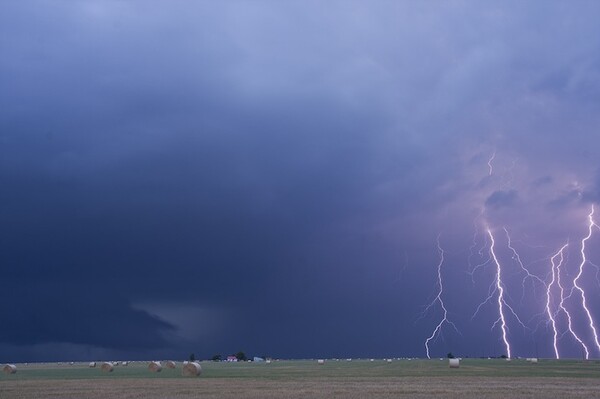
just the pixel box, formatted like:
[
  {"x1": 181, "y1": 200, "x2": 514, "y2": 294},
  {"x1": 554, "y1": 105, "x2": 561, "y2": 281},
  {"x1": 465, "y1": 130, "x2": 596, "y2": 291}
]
[
  {"x1": 101, "y1": 362, "x2": 114, "y2": 372},
  {"x1": 182, "y1": 361, "x2": 202, "y2": 377},
  {"x1": 3, "y1": 364, "x2": 17, "y2": 374},
  {"x1": 121, "y1": 361, "x2": 128, "y2": 366},
  {"x1": 165, "y1": 360, "x2": 176, "y2": 369},
  {"x1": 148, "y1": 361, "x2": 162, "y2": 372},
  {"x1": 528, "y1": 358, "x2": 538, "y2": 363},
  {"x1": 387, "y1": 359, "x2": 392, "y2": 363},
  {"x1": 317, "y1": 359, "x2": 325, "y2": 365},
  {"x1": 89, "y1": 362, "x2": 96, "y2": 368},
  {"x1": 448, "y1": 358, "x2": 460, "y2": 368}
]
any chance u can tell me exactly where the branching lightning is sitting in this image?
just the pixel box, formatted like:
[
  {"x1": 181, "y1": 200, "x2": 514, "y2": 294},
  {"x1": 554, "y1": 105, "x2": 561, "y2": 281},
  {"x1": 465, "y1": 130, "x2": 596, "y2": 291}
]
[
  {"x1": 555, "y1": 241, "x2": 590, "y2": 359},
  {"x1": 423, "y1": 235, "x2": 460, "y2": 359},
  {"x1": 546, "y1": 243, "x2": 568, "y2": 359},
  {"x1": 504, "y1": 227, "x2": 546, "y2": 304},
  {"x1": 570, "y1": 205, "x2": 600, "y2": 355},
  {"x1": 487, "y1": 229, "x2": 511, "y2": 358},
  {"x1": 419, "y1": 147, "x2": 600, "y2": 359}
]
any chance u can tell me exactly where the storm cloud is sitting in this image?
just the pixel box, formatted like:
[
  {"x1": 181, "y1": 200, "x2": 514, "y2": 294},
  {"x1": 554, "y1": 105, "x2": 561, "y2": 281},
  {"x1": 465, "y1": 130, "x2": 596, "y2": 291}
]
[{"x1": 1, "y1": 1, "x2": 600, "y2": 361}]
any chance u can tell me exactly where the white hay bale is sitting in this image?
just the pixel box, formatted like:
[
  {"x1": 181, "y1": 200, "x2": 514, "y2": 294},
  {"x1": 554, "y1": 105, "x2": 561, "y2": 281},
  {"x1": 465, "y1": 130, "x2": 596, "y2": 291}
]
[
  {"x1": 387, "y1": 359, "x2": 392, "y2": 363},
  {"x1": 3, "y1": 364, "x2": 17, "y2": 374},
  {"x1": 166, "y1": 360, "x2": 176, "y2": 369},
  {"x1": 527, "y1": 358, "x2": 538, "y2": 363},
  {"x1": 101, "y1": 362, "x2": 113, "y2": 372},
  {"x1": 317, "y1": 359, "x2": 325, "y2": 365},
  {"x1": 121, "y1": 361, "x2": 128, "y2": 366},
  {"x1": 183, "y1": 361, "x2": 189, "y2": 365},
  {"x1": 89, "y1": 362, "x2": 96, "y2": 368},
  {"x1": 266, "y1": 359, "x2": 271, "y2": 364},
  {"x1": 182, "y1": 361, "x2": 202, "y2": 377},
  {"x1": 449, "y1": 358, "x2": 460, "y2": 368},
  {"x1": 148, "y1": 361, "x2": 162, "y2": 372}
]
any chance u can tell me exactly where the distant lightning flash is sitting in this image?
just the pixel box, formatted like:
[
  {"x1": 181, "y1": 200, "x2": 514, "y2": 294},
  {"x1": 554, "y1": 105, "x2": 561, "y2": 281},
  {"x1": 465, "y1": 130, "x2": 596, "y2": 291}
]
[
  {"x1": 487, "y1": 229, "x2": 512, "y2": 359},
  {"x1": 424, "y1": 236, "x2": 459, "y2": 359},
  {"x1": 487, "y1": 150, "x2": 496, "y2": 176},
  {"x1": 571, "y1": 205, "x2": 600, "y2": 354},
  {"x1": 546, "y1": 243, "x2": 568, "y2": 359}
]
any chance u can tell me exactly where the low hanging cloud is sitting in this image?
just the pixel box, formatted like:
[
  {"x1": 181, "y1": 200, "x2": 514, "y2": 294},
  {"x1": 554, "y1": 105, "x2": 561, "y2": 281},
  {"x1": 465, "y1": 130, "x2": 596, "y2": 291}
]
[{"x1": 0, "y1": 284, "x2": 175, "y2": 350}]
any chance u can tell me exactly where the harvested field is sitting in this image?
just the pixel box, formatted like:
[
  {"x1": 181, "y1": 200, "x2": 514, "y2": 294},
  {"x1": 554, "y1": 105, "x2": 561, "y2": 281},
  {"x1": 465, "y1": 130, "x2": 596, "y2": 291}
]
[{"x1": 1, "y1": 359, "x2": 600, "y2": 398}]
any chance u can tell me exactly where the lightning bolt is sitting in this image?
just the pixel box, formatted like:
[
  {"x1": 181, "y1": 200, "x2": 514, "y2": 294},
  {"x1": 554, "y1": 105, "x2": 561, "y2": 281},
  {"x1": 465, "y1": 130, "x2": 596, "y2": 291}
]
[
  {"x1": 423, "y1": 235, "x2": 460, "y2": 359},
  {"x1": 487, "y1": 228, "x2": 511, "y2": 358},
  {"x1": 556, "y1": 241, "x2": 589, "y2": 359},
  {"x1": 545, "y1": 243, "x2": 568, "y2": 359},
  {"x1": 570, "y1": 205, "x2": 600, "y2": 355}
]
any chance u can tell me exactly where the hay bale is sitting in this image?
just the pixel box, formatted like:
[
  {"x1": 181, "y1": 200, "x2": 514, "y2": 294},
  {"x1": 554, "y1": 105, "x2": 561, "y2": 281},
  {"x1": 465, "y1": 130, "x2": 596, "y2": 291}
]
[
  {"x1": 89, "y1": 362, "x2": 96, "y2": 368},
  {"x1": 121, "y1": 361, "x2": 128, "y2": 366},
  {"x1": 387, "y1": 359, "x2": 392, "y2": 363},
  {"x1": 101, "y1": 362, "x2": 113, "y2": 372},
  {"x1": 148, "y1": 361, "x2": 162, "y2": 372},
  {"x1": 182, "y1": 361, "x2": 202, "y2": 377},
  {"x1": 3, "y1": 364, "x2": 17, "y2": 374},
  {"x1": 165, "y1": 360, "x2": 176, "y2": 369},
  {"x1": 527, "y1": 358, "x2": 538, "y2": 363},
  {"x1": 449, "y1": 358, "x2": 460, "y2": 368},
  {"x1": 317, "y1": 359, "x2": 325, "y2": 365}
]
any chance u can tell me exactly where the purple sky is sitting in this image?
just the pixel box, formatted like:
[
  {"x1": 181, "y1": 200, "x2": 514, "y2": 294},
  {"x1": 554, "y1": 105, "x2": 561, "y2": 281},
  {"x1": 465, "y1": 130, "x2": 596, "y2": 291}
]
[{"x1": 1, "y1": 1, "x2": 600, "y2": 362}]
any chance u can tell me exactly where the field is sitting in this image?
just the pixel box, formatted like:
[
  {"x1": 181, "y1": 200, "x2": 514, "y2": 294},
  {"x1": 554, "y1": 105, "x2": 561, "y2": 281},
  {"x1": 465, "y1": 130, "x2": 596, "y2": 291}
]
[{"x1": 2, "y1": 358, "x2": 600, "y2": 398}]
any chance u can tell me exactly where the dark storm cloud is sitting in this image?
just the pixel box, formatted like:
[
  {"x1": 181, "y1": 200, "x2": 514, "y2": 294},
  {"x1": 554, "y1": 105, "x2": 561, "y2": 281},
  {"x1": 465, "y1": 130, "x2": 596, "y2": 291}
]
[
  {"x1": 0, "y1": 283, "x2": 174, "y2": 349},
  {"x1": 2, "y1": 1, "x2": 600, "y2": 361},
  {"x1": 485, "y1": 190, "x2": 518, "y2": 209},
  {"x1": 532, "y1": 176, "x2": 553, "y2": 187}
]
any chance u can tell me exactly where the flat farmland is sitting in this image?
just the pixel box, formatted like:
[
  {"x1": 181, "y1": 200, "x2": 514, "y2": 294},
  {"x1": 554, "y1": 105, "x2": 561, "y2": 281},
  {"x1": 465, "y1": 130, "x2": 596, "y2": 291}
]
[{"x1": 2, "y1": 359, "x2": 600, "y2": 398}]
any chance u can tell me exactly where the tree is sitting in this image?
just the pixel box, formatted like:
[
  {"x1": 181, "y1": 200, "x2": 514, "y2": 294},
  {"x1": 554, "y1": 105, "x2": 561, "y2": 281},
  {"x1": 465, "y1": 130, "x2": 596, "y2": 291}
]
[
  {"x1": 189, "y1": 353, "x2": 195, "y2": 362},
  {"x1": 447, "y1": 352, "x2": 455, "y2": 359},
  {"x1": 235, "y1": 351, "x2": 247, "y2": 362},
  {"x1": 211, "y1": 354, "x2": 222, "y2": 362}
]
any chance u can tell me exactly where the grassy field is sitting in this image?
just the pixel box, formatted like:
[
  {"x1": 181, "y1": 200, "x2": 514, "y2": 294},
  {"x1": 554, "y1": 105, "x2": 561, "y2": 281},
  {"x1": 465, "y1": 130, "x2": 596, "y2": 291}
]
[{"x1": 2, "y1": 359, "x2": 600, "y2": 398}]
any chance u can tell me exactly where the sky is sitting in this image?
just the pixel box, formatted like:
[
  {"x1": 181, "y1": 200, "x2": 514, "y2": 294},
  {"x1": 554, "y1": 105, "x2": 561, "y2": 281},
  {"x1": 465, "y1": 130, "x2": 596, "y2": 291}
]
[{"x1": 1, "y1": 1, "x2": 600, "y2": 362}]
